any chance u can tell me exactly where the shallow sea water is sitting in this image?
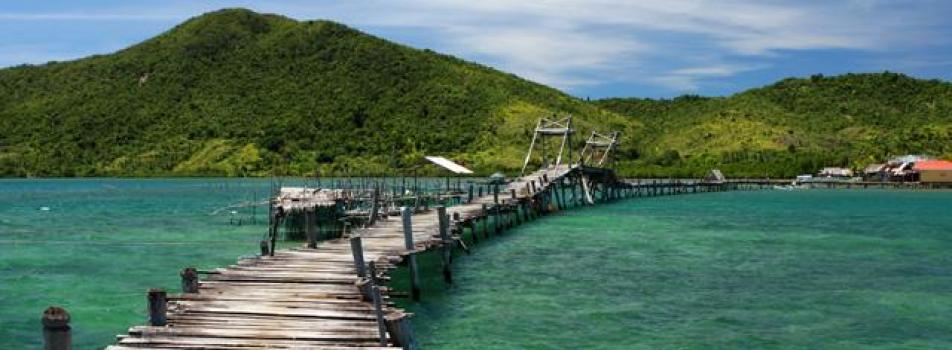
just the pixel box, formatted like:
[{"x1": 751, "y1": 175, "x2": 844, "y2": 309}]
[
  {"x1": 2, "y1": 180, "x2": 950, "y2": 349},
  {"x1": 0, "y1": 179, "x2": 272, "y2": 349},
  {"x1": 405, "y1": 190, "x2": 952, "y2": 349}
]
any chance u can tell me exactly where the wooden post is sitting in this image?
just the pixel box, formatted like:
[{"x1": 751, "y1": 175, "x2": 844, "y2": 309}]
[
  {"x1": 510, "y1": 188, "x2": 517, "y2": 201},
  {"x1": 571, "y1": 176, "x2": 579, "y2": 205},
  {"x1": 350, "y1": 235, "x2": 367, "y2": 278},
  {"x1": 180, "y1": 267, "x2": 199, "y2": 294},
  {"x1": 305, "y1": 208, "x2": 317, "y2": 249},
  {"x1": 493, "y1": 184, "x2": 499, "y2": 204},
  {"x1": 560, "y1": 180, "x2": 567, "y2": 208},
  {"x1": 400, "y1": 207, "x2": 420, "y2": 301},
  {"x1": 269, "y1": 207, "x2": 282, "y2": 257},
  {"x1": 385, "y1": 312, "x2": 418, "y2": 350},
  {"x1": 42, "y1": 306, "x2": 70, "y2": 350},
  {"x1": 437, "y1": 206, "x2": 452, "y2": 284},
  {"x1": 371, "y1": 285, "x2": 388, "y2": 346},
  {"x1": 368, "y1": 187, "x2": 380, "y2": 226},
  {"x1": 259, "y1": 240, "x2": 269, "y2": 256},
  {"x1": 493, "y1": 205, "x2": 500, "y2": 234},
  {"x1": 451, "y1": 212, "x2": 463, "y2": 243},
  {"x1": 522, "y1": 202, "x2": 530, "y2": 222},
  {"x1": 481, "y1": 204, "x2": 489, "y2": 238},
  {"x1": 148, "y1": 288, "x2": 167, "y2": 326}
]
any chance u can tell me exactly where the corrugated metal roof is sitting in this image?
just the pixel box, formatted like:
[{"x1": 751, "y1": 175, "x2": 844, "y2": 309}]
[
  {"x1": 424, "y1": 156, "x2": 474, "y2": 174},
  {"x1": 913, "y1": 160, "x2": 952, "y2": 171}
]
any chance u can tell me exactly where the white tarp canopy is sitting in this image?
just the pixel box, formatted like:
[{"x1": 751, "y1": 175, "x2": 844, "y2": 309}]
[{"x1": 424, "y1": 156, "x2": 474, "y2": 174}]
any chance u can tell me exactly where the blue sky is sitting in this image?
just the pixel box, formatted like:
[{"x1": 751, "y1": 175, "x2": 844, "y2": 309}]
[{"x1": 1, "y1": 0, "x2": 951, "y2": 98}]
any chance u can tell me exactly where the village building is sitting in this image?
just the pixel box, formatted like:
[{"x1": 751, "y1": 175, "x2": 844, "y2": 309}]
[
  {"x1": 818, "y1": 167, "x2": 853, "y2": 178},
  {"x1": 863, "y1": 164, "x2": 887, "y2": 181},
  {"x1": 914, "y1": 160, "x2": 952, "y2": 183}
]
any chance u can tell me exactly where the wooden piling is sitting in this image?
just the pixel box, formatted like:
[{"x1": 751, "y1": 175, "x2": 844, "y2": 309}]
[
  {"x1": 437, "y1": 206, "x2": 452, "y2": 284},
  {"x1": 481, "y1": 204, "x2": 489, "y2": 239},
  {"x1": 400, "y1": 207, "x2": 420, "y2": 301},
  {"x1": 305, "y1": 208, "x2": 317, "y2": 249},
  {"x1": 371, "y1": 285, "x2": 388, "y2": 346},
  {"x1": 259, "y1": 240, "x2": 269, "y2": 256},
  {"x1": 385, "y1": 312, "x2": 418, "y2": 350},
  {"x1": 349, "y1": 235, "x2": 367, "y2": 278},
  {"x1": 369, "y1": 187, "x2": 380, "y2": 226},
  {"x1": 180, "y1": 267, "x2": 199, "y2": 294},
  {"x1": 147, "y1": 288, "x2": 167, "y2": 326},
  {"x1": 42, "y1": 306, "x2": 70, "y2": 350}
]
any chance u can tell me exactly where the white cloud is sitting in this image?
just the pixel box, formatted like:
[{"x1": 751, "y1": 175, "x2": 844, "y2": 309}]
[
  {"x1": 309, "y1": 0, "x2": 944, "y2": 91},
  {"x1": 653, "y1": 64, "x2": 765, "y2": 91}
]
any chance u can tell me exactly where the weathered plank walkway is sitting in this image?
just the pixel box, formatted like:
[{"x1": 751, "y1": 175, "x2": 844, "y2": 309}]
[
  {"x1": 106, "y1": 166, "x2": 585, "y2": 349},
  {"x1": 104, "y1": 163, "x2": 753, "y2": 349}
]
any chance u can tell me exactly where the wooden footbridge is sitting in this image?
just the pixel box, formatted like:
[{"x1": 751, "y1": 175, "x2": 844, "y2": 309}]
[{"x1": 68, "y1": 117, "x2": 734, "y2": 350}]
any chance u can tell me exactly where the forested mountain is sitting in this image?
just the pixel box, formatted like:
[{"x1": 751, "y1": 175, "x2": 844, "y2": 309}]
[
  {"x1": 1, "y1": 9, "x2": 950, "y2": 178},
  {"x1": 0, "y1": 8, "x2": 629, "y2": 177},
  {"x1": 597, "y1": 73, "x2": 952, "y2": 177}
]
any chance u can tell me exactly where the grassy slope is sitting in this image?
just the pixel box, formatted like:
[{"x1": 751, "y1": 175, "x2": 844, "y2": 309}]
[
  {"x1": 597, "y1": 73, "x2": 952, "y2": 177},
  {"x1": 0, "y1": 8, "x2": 629, "y2": 177}
]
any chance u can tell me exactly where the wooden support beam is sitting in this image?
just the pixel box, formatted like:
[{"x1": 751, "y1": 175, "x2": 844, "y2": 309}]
[
  {"x1": 385, "y1": 312, "x2": 418, "y2": 350},
  {"x1": 305, "y1": 208, "x2": 317, "y2": 249},
  {"x1": 369, "y1": 283, "x2": 388, "y2": 346},
  {"x1": 467, "y1": 183, "x2": 474, "y2": 203},
  {"x1": 42, "y1": 306, "x2": 71, "y2": 350},
  {"x1": 147, "y1": 289, "x2": 167, "y2": 327},
  {"x1": 180, "y1": 267, "x2": 199, "y2": 294},
  {"x1": 399, "y1": 207, "x2": 421, "y2": 301},
  {"x1": 493, "y1": 184, "x2": 499, "y2": 204},
  {"x1": 437, "y1": 206, "x2": 452, "y2": 284},
  {"x1": 481, "y1": 204, "x2": 489, "y2": 239},
  {"x1": 368, "y1": 187, "x2": 380, "y2": 226},
  {"x1": 259, "y1": 240, "x2": 269, "y2": 256},
  {"x1": 349, "y1": 235, "x2": 367, "y2": 278}
]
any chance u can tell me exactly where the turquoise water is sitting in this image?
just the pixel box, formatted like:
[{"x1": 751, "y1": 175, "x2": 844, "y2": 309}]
[
  {"x1": 0, "y1": 179, "x2": 272, "y2": 349},
  {"x1": 0, "y1": 177, "x2": 456, "y2": 349},
  {"x1": 407, "y1": 190, "x2": 952, "y2": 349},
  {"x1": 3, "y1": 181, "x2": 951, "y2": 349}
]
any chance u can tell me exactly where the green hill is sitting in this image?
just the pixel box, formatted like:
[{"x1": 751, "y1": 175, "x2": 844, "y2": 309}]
[
  {"x1": 0, "y1": 8, "x2": 630, "y2": 177},
  {"x1": 2, "y1": 9, "x2": 950, "y2": 178},
  {"x1": 597, "y1": 73, "x2": 952, "y2": 177}
]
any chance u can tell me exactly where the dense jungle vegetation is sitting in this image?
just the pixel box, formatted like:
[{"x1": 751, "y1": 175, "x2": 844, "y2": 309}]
[
  {"x1": 1, "y1": 8, "x2": 950, "y2": 178},
  {"x1": 598, "y1": 72, "x2": 952, "y2": 177}
]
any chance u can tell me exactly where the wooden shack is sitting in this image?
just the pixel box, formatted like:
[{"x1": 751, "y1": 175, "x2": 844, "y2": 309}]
[{"x1": 914, "y1": 160, "x2": 952, "y2": 183}]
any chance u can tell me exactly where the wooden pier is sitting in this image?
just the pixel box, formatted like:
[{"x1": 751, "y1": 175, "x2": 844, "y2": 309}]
[
  {"x1": 101, "y1": 162, "x2": 743, "y2": 349},
  {"x1": 94, "y1": 117, "x2": 748, "y2": 350}
]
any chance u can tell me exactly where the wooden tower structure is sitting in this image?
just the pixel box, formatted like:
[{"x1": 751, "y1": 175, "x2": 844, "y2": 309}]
[
  {"x1": 520, "y1": 116, "x2": 575, "y2": 176},
  {"x1": 578, "y1": 131, "x2": 620, "y2": 168}
]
